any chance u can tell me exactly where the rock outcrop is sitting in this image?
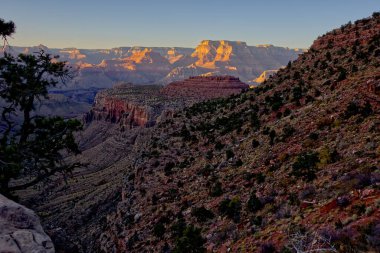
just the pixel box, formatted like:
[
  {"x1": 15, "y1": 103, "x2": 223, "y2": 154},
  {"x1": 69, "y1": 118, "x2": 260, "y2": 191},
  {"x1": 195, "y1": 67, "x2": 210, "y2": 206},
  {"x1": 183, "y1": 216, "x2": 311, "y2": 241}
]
[
  {"x1": 253, "y1": 69, "x2": 279, "y2": 84},
  {"x1": 0, "y1": 194, "x2": 54, "y2": 253},
  {"x1": 84, "y1": 84, "x2": 166, "y2": 129}
]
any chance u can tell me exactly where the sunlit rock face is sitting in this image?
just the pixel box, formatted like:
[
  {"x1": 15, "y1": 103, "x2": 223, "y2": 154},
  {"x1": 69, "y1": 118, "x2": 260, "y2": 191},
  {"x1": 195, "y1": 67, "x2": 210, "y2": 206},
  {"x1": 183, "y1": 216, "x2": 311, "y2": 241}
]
[{"x1": 254, "y1": 69, "x2": 279, "y2": 83}]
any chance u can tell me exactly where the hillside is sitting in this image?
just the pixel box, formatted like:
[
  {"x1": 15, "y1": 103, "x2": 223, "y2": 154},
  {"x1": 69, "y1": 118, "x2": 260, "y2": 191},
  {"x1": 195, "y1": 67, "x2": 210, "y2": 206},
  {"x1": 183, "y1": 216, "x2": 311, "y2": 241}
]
[{"x1": 96, "y1": 13, "x2": 380, "y2": 252}]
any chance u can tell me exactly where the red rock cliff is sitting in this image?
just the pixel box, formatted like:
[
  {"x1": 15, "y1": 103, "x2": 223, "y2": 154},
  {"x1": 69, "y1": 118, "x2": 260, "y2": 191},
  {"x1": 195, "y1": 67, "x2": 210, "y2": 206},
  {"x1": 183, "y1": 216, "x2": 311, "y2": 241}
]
[{"x1": 85, "y1": 84, "x2": 164, "y2": 129}]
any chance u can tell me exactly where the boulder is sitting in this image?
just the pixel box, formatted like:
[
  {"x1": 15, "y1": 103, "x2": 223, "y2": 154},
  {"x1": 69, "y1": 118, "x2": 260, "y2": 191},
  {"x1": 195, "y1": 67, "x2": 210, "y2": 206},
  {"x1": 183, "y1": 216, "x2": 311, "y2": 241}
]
[{"x1": 0, "y1": 194, "x2": 54, "y2": 253}]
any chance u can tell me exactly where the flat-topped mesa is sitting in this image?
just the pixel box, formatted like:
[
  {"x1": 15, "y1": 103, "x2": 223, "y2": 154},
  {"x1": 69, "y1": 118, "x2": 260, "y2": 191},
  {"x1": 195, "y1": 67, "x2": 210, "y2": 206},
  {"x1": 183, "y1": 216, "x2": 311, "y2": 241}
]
[
  {"x1": 188, "y1": 75, "x2": 240, "y2": 81},
  {"x1": 162, "y1": 75, "x2": 249, "y2": 99},
  {"x1": 84, "y1": 84, "x2": 165, "y2": 129}
]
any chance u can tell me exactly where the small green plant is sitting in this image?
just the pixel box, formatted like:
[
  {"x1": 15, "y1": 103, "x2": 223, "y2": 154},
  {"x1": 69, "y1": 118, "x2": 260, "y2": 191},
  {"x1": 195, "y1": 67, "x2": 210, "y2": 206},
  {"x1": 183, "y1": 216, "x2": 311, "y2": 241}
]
[
  {"x1": 252, "y1": 139, "x2": 260, "y2": 148},
  {"x1": 344, "y1": 101, "x2": 373, "y2": 119},
  {"x1": 218, "y1": 197, "x2": 242, "y2": 222},
  {"x1": 247, "y1": 193, "x2": 263, "y2": 212},
  {"x1": 337, "y1": 67, "x2": 347, "y2": 81},
  {"x1": 318, "y1": 147, "x2": 339, "y2": 166},
  {"x1": 153, "y1": 222, "x2": 165, "y2": 238},
  {"x1": 291, "y1": 152, "x2": 319, "y2": 181},
  {"x1": 210, "y1": 181, "x2": 223, "y2": 197},
  {"x1": 173, "y1": 225, "x2": 206, "y2": 253},
  {"x1": 164, "y1": 162, "x2": 176, "y2": 176},
  {"x1": 226, "y1": 149, "x2": 234, "y2": 160},
  {"x1": 269, "y1": 129, "x2": 276, "y2": 145},
  {"x1": 255, "y1": 172, "x2": 266, "y2": 184},
  {"x1": 191, "y1": 206, "x2": 215, "y2": 222}
]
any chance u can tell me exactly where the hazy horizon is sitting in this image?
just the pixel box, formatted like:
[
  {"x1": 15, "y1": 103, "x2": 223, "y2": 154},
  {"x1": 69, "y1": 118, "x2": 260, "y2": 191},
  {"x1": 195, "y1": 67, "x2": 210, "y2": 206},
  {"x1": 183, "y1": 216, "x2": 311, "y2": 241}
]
[{"x1": 1, "y1": 0, "x2": 379, "y2": 49}]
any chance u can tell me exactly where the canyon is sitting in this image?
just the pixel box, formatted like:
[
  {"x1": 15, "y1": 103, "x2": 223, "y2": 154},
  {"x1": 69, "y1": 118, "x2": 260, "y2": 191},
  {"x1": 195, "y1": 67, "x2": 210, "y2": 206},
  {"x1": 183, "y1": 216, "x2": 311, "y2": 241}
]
[
  {"x1": 2, "y1": 41, "x2": 303, "y2": 89},
  {"x1": 2, "y1": 11, "x2": 379, "y2": 253}
]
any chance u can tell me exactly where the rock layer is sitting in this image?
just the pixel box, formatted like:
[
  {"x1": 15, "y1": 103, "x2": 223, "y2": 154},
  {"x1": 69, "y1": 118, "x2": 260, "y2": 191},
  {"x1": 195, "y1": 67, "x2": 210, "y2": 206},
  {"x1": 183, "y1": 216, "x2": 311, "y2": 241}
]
[
  {"x1": 84, "y1": 84, "x2": 165, "y2": 129},
  {"x1": 162, "y1": 75, "x2": 249, "y2": 100}
]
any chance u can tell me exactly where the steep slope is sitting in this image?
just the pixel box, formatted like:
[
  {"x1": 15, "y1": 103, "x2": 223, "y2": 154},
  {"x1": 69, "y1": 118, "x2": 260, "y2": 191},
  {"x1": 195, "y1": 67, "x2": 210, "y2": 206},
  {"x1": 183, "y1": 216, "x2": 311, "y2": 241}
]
[
  {"x1": 18, "y1": 76, "x2": 249, "y2": 252},
  {"x1": 96, "y1": 13, "x2": 380, "y2": 252}
]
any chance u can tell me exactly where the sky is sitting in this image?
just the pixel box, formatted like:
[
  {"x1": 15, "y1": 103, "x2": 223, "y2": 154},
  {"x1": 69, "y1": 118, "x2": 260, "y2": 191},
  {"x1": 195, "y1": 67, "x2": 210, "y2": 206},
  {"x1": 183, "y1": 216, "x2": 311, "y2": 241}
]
[{"x1": 1, "y1": 0, "x2": 379, "y2": 49}]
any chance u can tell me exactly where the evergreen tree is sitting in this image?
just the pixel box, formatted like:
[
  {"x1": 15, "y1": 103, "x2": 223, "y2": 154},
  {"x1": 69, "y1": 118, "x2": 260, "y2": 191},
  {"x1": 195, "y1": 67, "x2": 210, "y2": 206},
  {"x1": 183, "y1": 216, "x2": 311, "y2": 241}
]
[{"x1": 0, "y1": 19, "x2": 82, "y2": 196}]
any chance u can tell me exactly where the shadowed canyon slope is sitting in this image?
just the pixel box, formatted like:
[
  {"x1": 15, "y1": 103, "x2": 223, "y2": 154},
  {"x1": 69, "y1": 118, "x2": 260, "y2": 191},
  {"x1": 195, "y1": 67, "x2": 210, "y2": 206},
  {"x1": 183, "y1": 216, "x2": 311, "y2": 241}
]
[
  {"x1": 2, "y1": 41, "x2": 303, "y2": 89},
  {"x1": 16, "y1": 13, "x2": 380, "y2": 253}
]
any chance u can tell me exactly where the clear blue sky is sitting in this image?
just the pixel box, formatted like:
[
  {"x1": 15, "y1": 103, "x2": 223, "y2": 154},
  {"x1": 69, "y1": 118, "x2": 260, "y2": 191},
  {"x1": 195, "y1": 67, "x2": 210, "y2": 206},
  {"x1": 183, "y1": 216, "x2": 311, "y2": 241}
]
[{"x1": 1, "y1": 0, "x2": 379, "y2": 49}]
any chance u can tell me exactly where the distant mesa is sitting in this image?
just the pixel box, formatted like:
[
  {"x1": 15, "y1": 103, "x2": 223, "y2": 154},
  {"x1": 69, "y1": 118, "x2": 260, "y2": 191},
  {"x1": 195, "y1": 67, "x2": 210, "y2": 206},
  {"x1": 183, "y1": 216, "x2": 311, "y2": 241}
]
[{"x1": 162, "y1": 75, "x2": 249, "y2": 100}]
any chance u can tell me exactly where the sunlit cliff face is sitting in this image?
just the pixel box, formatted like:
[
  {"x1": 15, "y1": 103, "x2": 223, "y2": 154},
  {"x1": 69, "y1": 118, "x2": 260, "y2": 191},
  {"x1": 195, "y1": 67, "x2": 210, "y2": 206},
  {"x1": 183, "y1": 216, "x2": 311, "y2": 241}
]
[
  {"x1": 254, "y1": 69, "x2": 278, "y2": 83},
  {"x1": 191, "y1": 40, "x2": 251, "y2": 69}
]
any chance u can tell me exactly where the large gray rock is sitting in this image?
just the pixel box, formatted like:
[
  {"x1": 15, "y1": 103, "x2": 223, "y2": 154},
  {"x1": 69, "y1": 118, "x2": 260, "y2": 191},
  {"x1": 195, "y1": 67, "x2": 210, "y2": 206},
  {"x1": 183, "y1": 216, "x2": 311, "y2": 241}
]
[{"x1": 0, "y1": 194, "x2": 54, "y2": 253}]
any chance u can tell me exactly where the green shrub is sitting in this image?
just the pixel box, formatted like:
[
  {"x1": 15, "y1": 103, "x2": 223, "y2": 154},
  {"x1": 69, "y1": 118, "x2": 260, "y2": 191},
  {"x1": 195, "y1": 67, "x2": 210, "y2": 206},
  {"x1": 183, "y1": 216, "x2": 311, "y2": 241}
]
[
  {"x1": 255, "y1": 172, "x2": 266, "y2": 184},
  {"x1": 252, "y1": 139, "x2": 260, "y2": 148},
  {"x1": 337, "y1": 67, "x2": 347, "y2": 81},
  {"x1": 218, "y1": 197, "x2": 242, "y2": 222},
  {"x1": 283, "y1": 108, "x2": 292, "y2": 117},
  {"x1": 173, "y1": 225, "x2": 206, "y2": 253},
  {"x1": 318, "y1": 147, "x2": 339, "y2": 166},
  {"x1": 191, "y1": 206, "x2": 215, "y2": 222},
  {"x1": 281, "y1": 125, "x2": 295, "y2": 140},
  {"x1": 235, "y1": 159, "x2": 243, "y2": 167},
  {"x1": 210, "y1": 181, "x2": 223, "y2": 197},
  {"x1": 247, "y1": 193, "x2": 263, "y2": 212},
  {"x1": 205, "y1": 150, "x2": 213, "y2": 160},
  {"x1": 226, "y1": 149, "x2": 234, "y2": 160},
  {"x1": 250, "y1": 112, "x2": 261, "y2": 131},
  {"x1": 291, "y1": 152, "x2": 319, "y2": 181},
  {"x1": 215, "y1": 141, "x2": 224, "y2": 150},
  {"x1": 344, "y1": 101, "x2": 373, "y2": 119},
  {"x1": 198, "y1": 164, "x2": 213, "y2": 177},
  {"x1": 153, "y1": 222, "x2": 165, "y2": 238},
  {"x1": 308, "y1": 132, "x2": 319, "y2": 140},
  {"x1": 269, "y1": 130, "x2": 276, "y2": 145},
  {"x1": 164, "y1": 162, "x2": 175, "y2": 176}
]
